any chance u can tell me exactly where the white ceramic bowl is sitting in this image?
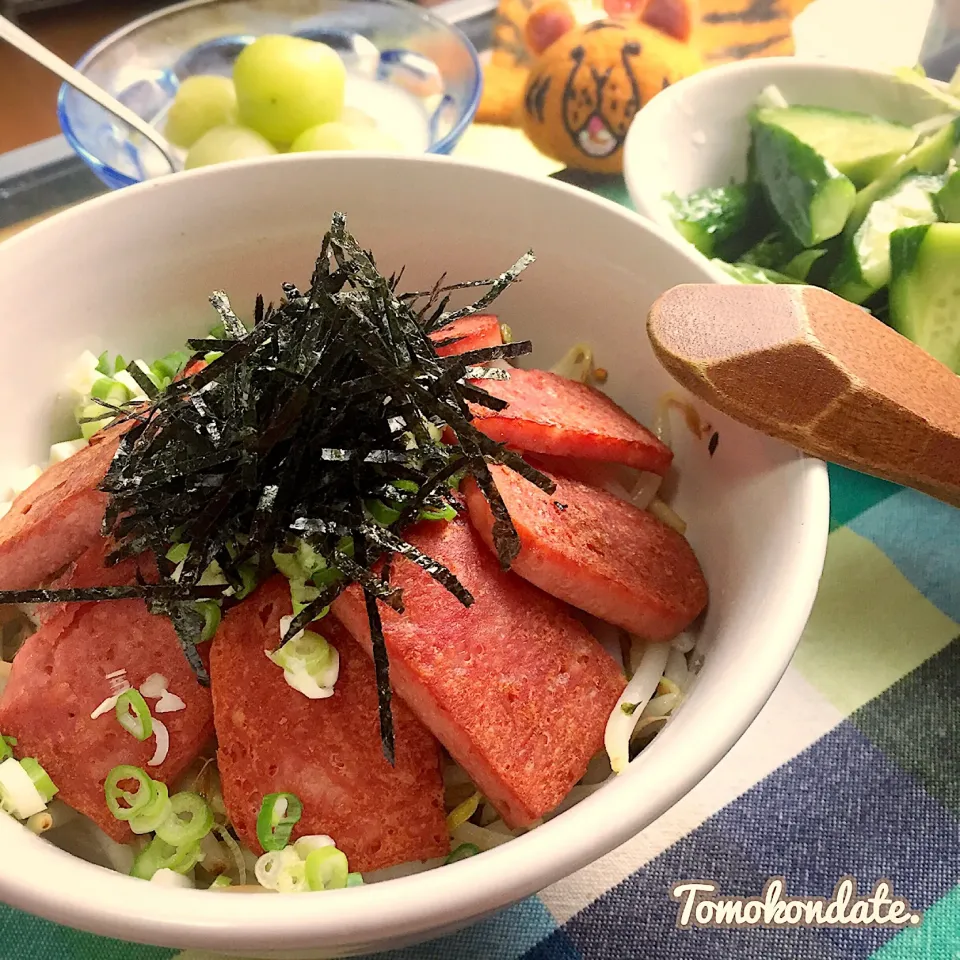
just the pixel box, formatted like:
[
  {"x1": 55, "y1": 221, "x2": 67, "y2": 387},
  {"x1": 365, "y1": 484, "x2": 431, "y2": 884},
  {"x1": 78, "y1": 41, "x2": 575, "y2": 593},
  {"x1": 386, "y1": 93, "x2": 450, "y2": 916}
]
[
  {"x1": 623, "y1": 57, "x2": 948, "y2": 256},
  {"x1": 0, "y1": 154, "x2": 828, "y2": 957}
]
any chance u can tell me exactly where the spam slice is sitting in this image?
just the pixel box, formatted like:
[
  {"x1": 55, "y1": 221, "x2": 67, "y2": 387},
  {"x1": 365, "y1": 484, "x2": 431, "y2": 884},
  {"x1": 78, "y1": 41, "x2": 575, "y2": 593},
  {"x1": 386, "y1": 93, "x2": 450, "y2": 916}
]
[
  {"x1": 35, "y1": 536, "x2": 157, "y2": 627},
  {"x1": 212, "y1": 576, "x2": 448, "y2": 872},
  {"x1": 0, "y1": 598, "x2": 214, "y2": 842},
  {"x1": 429, "y1": 314, "x2": 502, "y2": 358},
  {"x1": 0, "y1": 434, "x2": 119, "y2": 591},
  {"x1": 464, "y1": 465, "x2": 707, "y2": 641},
  {"x1": 467, "y1": 368, "x2": 673, "y2": 475},
  {"x1": 332, "y1": 516, "x2": 625, "y2": 828}
]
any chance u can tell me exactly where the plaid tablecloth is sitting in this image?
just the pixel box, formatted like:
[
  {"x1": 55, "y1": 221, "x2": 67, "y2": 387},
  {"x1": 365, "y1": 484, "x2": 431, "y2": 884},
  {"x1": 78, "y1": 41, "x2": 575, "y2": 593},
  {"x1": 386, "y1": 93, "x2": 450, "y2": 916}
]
[{"x1": 2, "y1": 169, "x2": 958, "y2": 960}]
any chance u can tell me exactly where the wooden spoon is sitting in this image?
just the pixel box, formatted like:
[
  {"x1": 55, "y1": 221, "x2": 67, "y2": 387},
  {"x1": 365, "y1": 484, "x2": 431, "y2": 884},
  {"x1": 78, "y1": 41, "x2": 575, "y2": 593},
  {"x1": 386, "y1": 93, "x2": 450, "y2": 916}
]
[{"x1": 647, "y1": 283, "x2": 960, "y2": 508}]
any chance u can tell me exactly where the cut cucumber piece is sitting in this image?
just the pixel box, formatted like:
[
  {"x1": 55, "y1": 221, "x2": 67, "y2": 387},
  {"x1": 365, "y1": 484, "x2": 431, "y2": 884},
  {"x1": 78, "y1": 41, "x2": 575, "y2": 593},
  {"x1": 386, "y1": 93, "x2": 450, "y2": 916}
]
[
  {"x1": 889, "y1": 222, "x2": 960, "y2": 372},
  {"x1": 754, "y1": 105, "x2": 918, "y2": 188},
  {"x1": 781, "y1": 247, "x2": 828, "y2": 281},
  {"x1": 847, "y1": 117, "x2": 960, "y2": 233},
  {"x1": 667, "y1": 184, "x2": 763, "y2": 259},
  {"x1": 712, "y1": 260, "x2": 804, "y2": 285},
  {"x1": 830, "y1": 173, "x2": 942, "y2": 304},
  {"x1": 739, "y1": 231, "x2": 801, "y2": 269},
  {"x1": 935, "y1": 168, "x2": 960, "y2": 221},
  {"x1": 740, "y1": 233, "x2": 825, "y2": 280},
  {"x1": 750, "y1": 118, "x2": 856, "y2": 246}
]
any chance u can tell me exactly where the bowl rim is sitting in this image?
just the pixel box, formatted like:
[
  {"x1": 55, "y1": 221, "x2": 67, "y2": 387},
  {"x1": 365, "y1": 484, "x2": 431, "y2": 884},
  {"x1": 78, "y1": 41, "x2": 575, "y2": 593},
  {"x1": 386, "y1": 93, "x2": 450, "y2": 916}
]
[
  {"x1": 55, "y1": 0, "x2": 483, "y2": 188},
  {"x1": 622, "y1": 55, "x2": 941, "y2": 231},
  {"x1": 0, "y1": 152, "x2": 831, "y2": 952}
]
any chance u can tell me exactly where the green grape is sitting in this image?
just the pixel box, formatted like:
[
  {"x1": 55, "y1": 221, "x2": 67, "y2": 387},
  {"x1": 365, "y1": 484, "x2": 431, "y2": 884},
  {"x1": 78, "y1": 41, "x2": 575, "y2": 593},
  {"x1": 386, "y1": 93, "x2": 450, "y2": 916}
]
[
  {"x1": 165, "y1": 76, "x2": 239, "y2": 148},
  {"x1": 184, "y1": 125, "x2": 277, "y2": 169},
  {"x1": 233, "y1": 35, "x2": 346, "y2": 146},
  {"x1": 289, "y1": 121, "x2": 401, "y2": 153}
]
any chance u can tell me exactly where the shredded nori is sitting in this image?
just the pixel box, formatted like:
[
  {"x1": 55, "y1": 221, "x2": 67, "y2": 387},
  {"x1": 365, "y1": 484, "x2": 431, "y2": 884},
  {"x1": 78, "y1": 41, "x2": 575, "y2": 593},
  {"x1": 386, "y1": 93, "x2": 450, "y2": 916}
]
[{"x1": 1, "y1": 214, "x2": 555, "y2": 762}]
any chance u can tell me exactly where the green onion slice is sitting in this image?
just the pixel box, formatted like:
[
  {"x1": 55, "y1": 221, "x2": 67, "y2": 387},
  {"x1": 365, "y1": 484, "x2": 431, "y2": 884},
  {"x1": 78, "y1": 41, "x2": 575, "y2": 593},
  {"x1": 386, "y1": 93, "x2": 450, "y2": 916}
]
[
  {"x1": 195, "y1": 600, "x2": 221, "y2": 642},
  {"x1": 420, "y1": 503, "x2": 457, "y2": 522},
  {"x1": 155, "y1": 792, "x2": 214, "y2": 847},
  {"x1": 131, "y1": 836, "x2": 203, "y2": 880},
  {"x1": 305, "y1": 846, "x2": 349, "y2": 891},
  {"x1": 104, "y1": 765, "x2": 154, "y2": 821},
  {"x1": 296, "y1": 540, "x2": 327, "y2": 576},
  {"x1": 273, "y1": 632, "x2": 333, "y2": 674},
  {"x1": 346, "y1": 872, "x2": 364, "y2": 887},
  {"x1": 276, "y1": 860, "x2": 309, "y2": 893},
  {"x1": 116, "y1": 689, "x2": 153, "y2": 741},
  {"x1": 273, "y1": 549, "x2": 308, "y2": 580},
  {"x1": 209, "y1": 875, "x2": 233, "y2": 889},
  {"x1": 129, "y1": 781, "x2": 171, "y2": 835},
  {"x1": 365, "y1": 499, "x2": 401, "y2": 527},
  {"x1": 18, "y1": 758, "x2": 58, "y2": 803},
  {"x1": 165, "y1": 542, "x2": 190, "y2": 564},
  {"x1": 168, "y1": 840, "x2": 205, "y2": 874},
  {"x1": 289, "y1": 579, "x2": 323, "y2": 618},
  {"x1": 0, "y1": 735, "x2": 14, "y2": 764},
  {"x1": 310, "y1": 566, "x2": 343, "y2": 589},
  {"x1": 444, "y1": 843, "x2": 480, "y2": 865},
  {"x1": 256, "y1": 792, "x2": 303, "y2": 852},
  {"x1": 389, "y1": 479, "x2": 418, "y2": 494}
]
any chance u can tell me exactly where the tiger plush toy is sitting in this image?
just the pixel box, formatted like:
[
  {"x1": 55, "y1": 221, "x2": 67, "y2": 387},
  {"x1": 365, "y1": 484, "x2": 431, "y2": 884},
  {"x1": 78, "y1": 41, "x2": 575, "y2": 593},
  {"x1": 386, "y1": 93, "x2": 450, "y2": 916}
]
[
  {"x1": 516, "y1": 1, "x2": 702, "y2": 173},
  {"x1": 521, "y1": 12, "x2": 701, "y2": 172}
]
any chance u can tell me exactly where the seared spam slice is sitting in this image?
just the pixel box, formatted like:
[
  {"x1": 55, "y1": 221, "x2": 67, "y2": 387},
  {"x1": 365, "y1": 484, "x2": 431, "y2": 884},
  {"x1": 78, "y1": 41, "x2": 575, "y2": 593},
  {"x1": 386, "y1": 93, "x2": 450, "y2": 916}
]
[
  {"x1": 464, "y1": 465, "x2": 707, "y2": 641},
  {"x1": 35, "y1": 536, "x2": 156, "y2": 627},
  {"x1": 429, "y1": 315, "x2": 502, "y2": 358},
  {"x1": 468, "y1": 368, "x2": 673, "y2": 475},
  {"x1": 212, "y1": 576, "x2": 448, "y2": 872},
  {"x1": 0, "y1": 434, "x2": 120, "y2": 591},
  {"x1": 0, "y1": 598, "x2": 214, "y2": 841},
  {"x1": 332, "y1": 516, "x2": 625, "y2": 828}
]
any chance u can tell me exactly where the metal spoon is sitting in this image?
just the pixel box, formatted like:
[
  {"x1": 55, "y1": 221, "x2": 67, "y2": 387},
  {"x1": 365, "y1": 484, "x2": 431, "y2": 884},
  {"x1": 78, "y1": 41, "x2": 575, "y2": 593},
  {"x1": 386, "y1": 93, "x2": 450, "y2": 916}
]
[
  {"x1": 647, "y1": 283, "x2": 960, "y2": 509},
  {"x1": 0, "y1": 13, "x2": 176, "y2": 174}
]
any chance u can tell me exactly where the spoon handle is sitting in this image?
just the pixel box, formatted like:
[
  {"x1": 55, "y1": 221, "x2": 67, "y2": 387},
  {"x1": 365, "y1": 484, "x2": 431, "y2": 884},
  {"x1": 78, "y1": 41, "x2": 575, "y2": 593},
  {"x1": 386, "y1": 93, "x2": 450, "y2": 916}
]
[
  {"x1": 647, "y1": 283, "x2": 960, "y2": 508},
  {"x1": 0, "y1": 14, "x2": 174, "y2": 171}
]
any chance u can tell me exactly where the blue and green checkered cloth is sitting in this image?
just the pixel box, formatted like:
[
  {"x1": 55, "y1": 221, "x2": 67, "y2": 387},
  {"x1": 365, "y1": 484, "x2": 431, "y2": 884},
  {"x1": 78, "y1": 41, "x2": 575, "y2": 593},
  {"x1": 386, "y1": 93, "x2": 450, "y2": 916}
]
[{"x1": 2, "y1": 177, "x2": 958, "y2": 960}]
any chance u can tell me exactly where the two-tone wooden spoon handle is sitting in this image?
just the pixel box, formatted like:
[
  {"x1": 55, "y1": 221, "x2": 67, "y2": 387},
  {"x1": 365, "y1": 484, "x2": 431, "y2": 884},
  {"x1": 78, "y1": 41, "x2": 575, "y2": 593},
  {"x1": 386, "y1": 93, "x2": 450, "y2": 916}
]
[{"x1": 647, "y1": 284, "x2": 960, "y2": 508}]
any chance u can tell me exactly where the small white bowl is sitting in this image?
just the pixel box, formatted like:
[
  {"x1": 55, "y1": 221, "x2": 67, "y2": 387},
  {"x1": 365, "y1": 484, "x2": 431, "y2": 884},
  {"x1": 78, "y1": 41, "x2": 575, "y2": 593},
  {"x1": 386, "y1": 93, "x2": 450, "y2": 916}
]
[
  {"x1": 623, "y1": 57, "x2": 949, "y2": 255},
  {"x1": 0, "y1": 153, "x2": 828, "y2": 957}
]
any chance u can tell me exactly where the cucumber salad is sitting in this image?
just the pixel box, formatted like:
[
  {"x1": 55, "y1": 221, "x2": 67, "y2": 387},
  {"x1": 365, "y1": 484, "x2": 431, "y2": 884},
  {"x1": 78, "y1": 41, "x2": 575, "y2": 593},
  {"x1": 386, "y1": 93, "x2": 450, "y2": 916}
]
[{"x1": 668, "y1": 68, "x2": 960, "y2": 375}]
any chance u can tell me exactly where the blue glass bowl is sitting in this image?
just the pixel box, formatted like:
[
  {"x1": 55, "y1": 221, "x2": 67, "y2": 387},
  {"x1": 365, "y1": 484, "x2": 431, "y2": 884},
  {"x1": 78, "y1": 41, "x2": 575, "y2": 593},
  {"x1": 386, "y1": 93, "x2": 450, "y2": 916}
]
[{"x1": 57, "y1": 0, "x2": 482, "y2": 189}]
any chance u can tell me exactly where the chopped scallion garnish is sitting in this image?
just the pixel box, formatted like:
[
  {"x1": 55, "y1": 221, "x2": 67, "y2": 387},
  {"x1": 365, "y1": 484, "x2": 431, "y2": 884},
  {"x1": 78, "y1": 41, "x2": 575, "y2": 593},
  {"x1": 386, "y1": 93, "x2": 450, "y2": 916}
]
[
  {"x1": 131, "y1": 835, "x2": 203, "y2": 880},
  {"x1": 104, "y1": 765, "x2": 154, "y2": 821},
  {"x1": 18, "y1": 758, "x2": 58, "y2": 803},
  {"x1": 256, "y1": 792, "x2": 303, "y2": 852},
  {"x1": 305, "y1": 846, "x2": 349, "y2": 891},
  {"x1": 129, "y1": 780, "x2": 171, "y2": 835},
  {"x1": 115, "y1": 689, "x2": 154, "y2": 741},
  {"x1": 444, "y1": 843, "x2": 480, "y2": 864},
  {"x1": 195, "y1": 600, "x2": 221, "y2": 642},
  {"x1": 155, "y1": 792, "x2": 214, "y2": 847}
]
